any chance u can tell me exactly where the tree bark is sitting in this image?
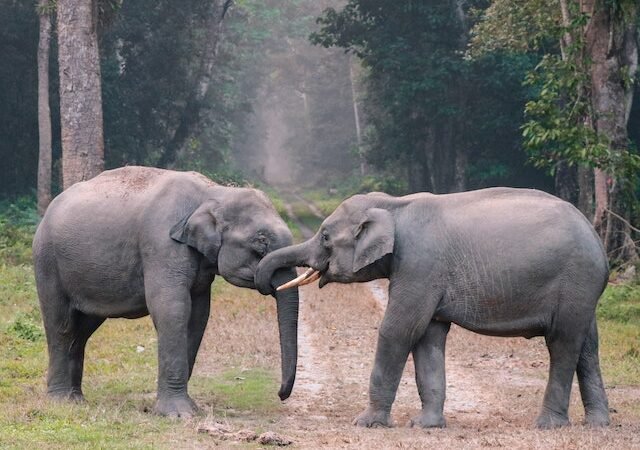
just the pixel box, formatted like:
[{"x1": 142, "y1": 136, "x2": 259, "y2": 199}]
[
  {"x1": 586, "y1": 0, "x2": 639, "y2": 262},
  {"x1": 37, "y1": 0, "x2": 53, "y2": 215},
  {"x1": 57, "y1": 0, "x2": 104, "y2": 189},
  {"x1": 577, "y1": 165, "x2": 594, "y2": 220}
]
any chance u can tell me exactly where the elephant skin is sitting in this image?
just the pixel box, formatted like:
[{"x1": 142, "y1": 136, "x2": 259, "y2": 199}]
[
  {"x1": 33, "y1": 166, "x2": 299, "y2": 418},
  {"x1": 256, "y1": 187, "x2": 610, "y2": 429}
]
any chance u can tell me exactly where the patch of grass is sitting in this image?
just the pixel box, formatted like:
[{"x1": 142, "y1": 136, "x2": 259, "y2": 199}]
[
  {"x1": 291, "y1": 201, "x2": 323, "y2": 232},
  {"x1": 598, "y1": 283, "x2": 640, "y2": 324},
  {"x1": 261, "y1": 188, "x2": 303, "y2": 242},
  {"x1": 599, "y1": 320, "x2": 640, "y2": 386},
  {"x1": 597, "y1": 282, "x2": 640, "y2": 386},
  {"x1": 192, "y1": 369, "x2": 280, "y2": 416},
  {"x1": 8, "y1": 311, "x2": 44, "y2": 342}
]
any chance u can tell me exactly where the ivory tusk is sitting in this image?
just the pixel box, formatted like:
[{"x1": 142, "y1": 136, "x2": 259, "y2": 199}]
[
  {"x1": 297, "y1": 270, "x2": 321, "y2": 286},
  {"x1": 276, "y1": 268, "x2": 315, "y2": 291}
]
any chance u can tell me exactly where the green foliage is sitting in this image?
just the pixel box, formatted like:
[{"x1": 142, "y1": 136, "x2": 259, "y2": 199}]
[
  {"x1": 472, "y1": 1, "x2": 640, "y2": 199},
  {"x1": 311, "y1": 1, "x2": 552, "y2": 193},
  {"x1": 597, "y1": 282, "x2": 640, "y2": 384},
  {"x1": 522, "y1": 51, "x2": 640, "y2": 182},
  {"x1": 0, "y1": 197, "x2": 37, "y2": 266},
  {"x1": 522, "y1": 53, "x2": 604, "y2": 170},
  {"x1": 8, "y1": 312, "x2": 44, "y2": 342},
  {"x1": 598, "y1": 282, "x2": 640, "y2": 324},
  {"x1": 468, "y1": 0, "x2": 561, "y2": 56}
]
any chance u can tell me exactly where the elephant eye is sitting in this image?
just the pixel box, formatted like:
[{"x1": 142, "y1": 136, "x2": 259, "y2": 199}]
[{"x1": 253, "y1": 235, "x2": 268, "y2": 256}]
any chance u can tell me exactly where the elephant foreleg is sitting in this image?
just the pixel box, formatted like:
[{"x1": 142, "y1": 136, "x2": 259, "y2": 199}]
[
  {"x1": 147, "y1": 283, "x2": 197, "y2": 418},
  {"x1": 187, "y1": 288, "x2": 211, "y2": 378},
  {"x1": 408, "y1": 320, "x2": 450, "y2": 428},
  {"x1": 353, "y1": 286, "x2": 438, "y2": 428}
]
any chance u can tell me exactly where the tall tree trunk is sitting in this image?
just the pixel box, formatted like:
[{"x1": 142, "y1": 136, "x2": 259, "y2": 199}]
[
  {"x1": 554, "y1": 161, "x2": 578, "y2": 203},
  {"x1": 586, "y1": 0, "x2": 639, "y2": 262},
  {"x1": 57, "y1": 0, "x2": 104, "y2": 189},
  {"x1": 348, "y1": 54, "x2": 366, "y2": 176},
  {"x1": 37, "y1": 0, "x2": 53, "y2": 215},
  {"x1": 158, "y1": 0, "x2": 232, "y2": 168},
  {"x1": 577, "y1": 165, "x2": 594, "y2": 220}
]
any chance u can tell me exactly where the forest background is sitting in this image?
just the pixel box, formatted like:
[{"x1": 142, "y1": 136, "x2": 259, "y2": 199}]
[{"x1": 2, "y1": 0, "x2": 640, "y2": 264}]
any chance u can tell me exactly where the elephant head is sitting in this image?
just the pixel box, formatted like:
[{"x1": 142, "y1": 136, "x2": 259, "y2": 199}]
[
  {"x1": 170, "y1": 187, "x2": 299, "y2": 400},
  {"x1": 255, "y1": 194, "x2": 395, "y2": 294}
]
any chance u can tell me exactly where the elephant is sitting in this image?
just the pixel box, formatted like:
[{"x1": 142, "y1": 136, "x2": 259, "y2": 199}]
[
  {"x1": 32, "y1": 166, "x2": 299, "y2": 418},
  {"x1": 255, "y1": 187, "x2": 610, "y2": 429}
]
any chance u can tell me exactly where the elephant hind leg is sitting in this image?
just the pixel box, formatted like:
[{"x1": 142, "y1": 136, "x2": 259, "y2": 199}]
[
  {"x1": 576, "y1": 318, "x2": 609, "y2": 427},
  {"x1": 536, "y1": 298, "x2": 594, "y2": 429},
  {"x1": 40, "y1": 292, "x2": 105, "y2": 401},
  {"x1": 408, "y1": 320, "x2": 450, "y2": 428}
]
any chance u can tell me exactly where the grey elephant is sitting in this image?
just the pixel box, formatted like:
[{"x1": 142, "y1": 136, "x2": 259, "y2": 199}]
[
  {"x1": 255, "y1": 188, "x2": 610, "y2": 429},
  {"x1": 33, "y1": 166, "x2": 299, "y2": 417}
]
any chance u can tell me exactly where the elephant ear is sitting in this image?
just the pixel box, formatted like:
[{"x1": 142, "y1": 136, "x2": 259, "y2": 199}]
[
  {"x1": 353, "y1": 208, "x2": 395, "y2": 273},
  {"x1": 170, "y1": 200, "x2": 221, "y2": 264}
]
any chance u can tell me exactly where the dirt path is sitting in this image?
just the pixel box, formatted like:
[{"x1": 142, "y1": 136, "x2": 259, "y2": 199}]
[{"x1": 196, "y1": 191, "x2": 640, "y2": 449}]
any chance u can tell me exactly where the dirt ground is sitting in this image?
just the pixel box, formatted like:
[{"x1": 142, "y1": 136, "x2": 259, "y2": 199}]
[
  {"x1": 190, "y1": 194, "x2": 640, "y2": 449},
  {"x1": 193, "y1": 278, "x2": 640, "y2": 449}
]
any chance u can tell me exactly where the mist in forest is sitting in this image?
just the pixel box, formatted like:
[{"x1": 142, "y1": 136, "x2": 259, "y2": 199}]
[
  {"x1": 1, "y1": 0, "x2": 639, "y2": 261},
  {"x1": 232, "y1": 0, "x2": 359, "y2": 187}
]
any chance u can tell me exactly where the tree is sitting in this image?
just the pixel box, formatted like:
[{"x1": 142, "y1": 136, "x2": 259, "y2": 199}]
[
  {"x1": 57, "y1": 0, "x2": 105, "y2": 189},
  {"x1": 473, "y1": 0, "x2": 639, "y2": 263},
  {"x1": 157, "y1": 0, "x2": 233, "y2": 168},
  {"x1": 37, "y1": 0, "x2": 53, "y2": 215},
  {"x1": 312, "y1": 1, "x2": 549, "y2": 193}
]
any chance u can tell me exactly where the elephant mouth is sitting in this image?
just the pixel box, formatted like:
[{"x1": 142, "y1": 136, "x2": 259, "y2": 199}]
[
  {"x1": 276, "y1": 267, "x2": 325, "y2": 291},
  {"x1": 224, "y1": 275, "x2": 257, "y2": 289}
]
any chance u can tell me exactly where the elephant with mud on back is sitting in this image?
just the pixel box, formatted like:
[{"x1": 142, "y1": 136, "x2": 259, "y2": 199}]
[
  {"x1": 256, "y1": 188, "x2": 610, "y2": 429},
  {"x1": 33, "y1": 166, "x2": 299, "y2": 417}
]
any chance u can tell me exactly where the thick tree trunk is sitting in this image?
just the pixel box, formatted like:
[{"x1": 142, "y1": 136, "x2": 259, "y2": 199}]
[
  {"x1": 577, "y1": 165, "x2": 594, "y2": 220},
  {"x1": 37, "y1": 0, "x2": 52, "y2": 215},
  {"x1": 586, "y1": 0, "x2": 639, "y2": 263},
  {"x1": 554, "y1": 161, "x2": 578, "y2": 204},
  {"x1": 158, "y1": 0, "x2": 232, "y2": 168},
  {"x1": 57, "y1": 0, "x2": 104, "y2": 189}
]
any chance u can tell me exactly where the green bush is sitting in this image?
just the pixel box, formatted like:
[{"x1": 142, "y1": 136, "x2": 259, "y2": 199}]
[
  {"x1": 8, "y1": 312, "x2": 44, "y2": 342},
  {"x1": 598, "y1": 283, "x2": 640, "y2": 324},
  {"x1": 0, "y1": 197, "x2": 38, "y2": 266}
]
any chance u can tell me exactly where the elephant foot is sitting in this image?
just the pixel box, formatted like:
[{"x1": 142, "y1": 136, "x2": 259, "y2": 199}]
[
  {"x1": 535, "y1": 408, "x2": 569, "y2": 429},
  {"x1": 353, "y1": 407, "x2": 393, "y2": 428},
  {"x1": 47, "y1": 387, "x2": 85, "y2": 403},
  {"x1": 155, "y1": 394, "x2": 198, "y2": 419},
  {"x1": 406, "y1": 410, "x2": 446, "y2": 428},
  {"x1": 584, "y1": 410, "x2": 610, "y2": 427}
]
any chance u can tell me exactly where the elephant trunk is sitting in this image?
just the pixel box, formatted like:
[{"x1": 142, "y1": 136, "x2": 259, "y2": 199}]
[
  {"x1": 272, "y1": 268, "x2": 300, "y2": 401},
  {"x1": 256, "y1": 240, "x2": 315, "y2": 296}
]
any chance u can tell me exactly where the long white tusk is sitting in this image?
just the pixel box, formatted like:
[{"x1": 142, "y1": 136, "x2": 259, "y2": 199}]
[
  {"x1": 276, "y1": 268, "x2": 315, "y2": 291},
  {"x1": 297, "y1": 270, "x2": 321, "y2": 287}
]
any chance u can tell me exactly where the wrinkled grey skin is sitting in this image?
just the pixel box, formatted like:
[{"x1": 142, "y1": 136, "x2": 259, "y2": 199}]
[
  {"x1": 256, "y1": 188, "x2": 610, "y2": 429},
  {"x1": 33, "y1": 166, "x2": 299, "y2": 418}
]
